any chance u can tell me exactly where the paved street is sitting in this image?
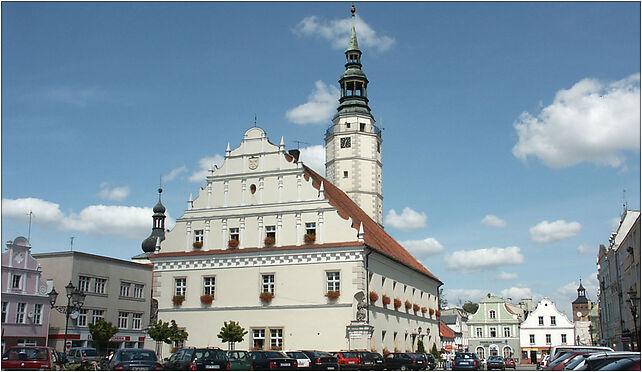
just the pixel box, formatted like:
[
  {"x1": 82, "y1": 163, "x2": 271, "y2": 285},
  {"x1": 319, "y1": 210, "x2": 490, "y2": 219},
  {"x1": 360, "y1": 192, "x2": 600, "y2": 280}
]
[{"x1": 433, "y1": 365, "x2": 537, "y2": 371}]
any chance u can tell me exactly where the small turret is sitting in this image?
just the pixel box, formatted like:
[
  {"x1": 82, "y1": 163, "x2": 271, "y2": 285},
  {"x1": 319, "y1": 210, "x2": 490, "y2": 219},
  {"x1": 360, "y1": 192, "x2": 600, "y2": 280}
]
[{"x1": 142, "y1": 188, "x2": 166, "y2": 253}]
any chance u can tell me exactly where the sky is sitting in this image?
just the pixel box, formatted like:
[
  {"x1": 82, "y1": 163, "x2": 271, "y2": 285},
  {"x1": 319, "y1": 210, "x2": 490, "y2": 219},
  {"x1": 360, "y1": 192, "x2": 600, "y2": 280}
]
[{"x1": 2, "y1": 2, "x2": 640, "y2": 319}]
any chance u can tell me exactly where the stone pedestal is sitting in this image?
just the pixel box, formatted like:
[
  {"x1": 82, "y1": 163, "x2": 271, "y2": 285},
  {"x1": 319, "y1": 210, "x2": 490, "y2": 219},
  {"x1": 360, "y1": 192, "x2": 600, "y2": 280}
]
[{"x1": 346, "y1": 321, "x2": 374, "y2": 350}]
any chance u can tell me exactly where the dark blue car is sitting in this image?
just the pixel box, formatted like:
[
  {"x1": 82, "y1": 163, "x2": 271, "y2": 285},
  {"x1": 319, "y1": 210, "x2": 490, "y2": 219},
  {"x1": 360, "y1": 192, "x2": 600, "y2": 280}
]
[{"x1": 452, "y1": 352, "x2": 481, "y2": 371}]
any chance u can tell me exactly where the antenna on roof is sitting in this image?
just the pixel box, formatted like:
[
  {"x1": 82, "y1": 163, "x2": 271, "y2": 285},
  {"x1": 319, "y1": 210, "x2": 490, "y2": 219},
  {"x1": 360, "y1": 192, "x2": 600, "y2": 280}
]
[
  {"x1": 27, "y1": 211, "x2": 33, "y2": 242},
  {"x1": 254, "y1": 114, "x2": 257, "y2": 127},
  {"x1": 70, "y1": 237, "x2": 75, "y2": 252},
  {"x1": 623, "y1": 189, "x2": 628, "y2": 211},
  {"x1": 292, "y1": 140, "x2": 310, "y2": 149}
]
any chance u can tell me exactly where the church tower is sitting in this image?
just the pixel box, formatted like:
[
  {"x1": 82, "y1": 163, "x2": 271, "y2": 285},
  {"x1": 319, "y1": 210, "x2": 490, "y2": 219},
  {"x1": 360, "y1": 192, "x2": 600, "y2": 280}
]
[
  {"x1": 572, "y1": 279, "x2": 591, "y2": 321},
  {"x1": 325, "y1": 5, "x2": 383, "y2": 226},
  {"x1": 141, "y1": 188, "x2": 167, "y2": 254}
]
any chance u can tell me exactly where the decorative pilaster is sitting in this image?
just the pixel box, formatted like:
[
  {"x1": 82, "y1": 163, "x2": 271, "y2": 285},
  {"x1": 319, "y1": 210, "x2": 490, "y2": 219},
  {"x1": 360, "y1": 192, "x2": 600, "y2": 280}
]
[
  {"x1": 222, "y1": 219, "x2": 228, "y2": 248},
  {"x1": 278, "y1": 176, "x2": 284, "y2": 203},
  {"x1": 297, "y1": 174, "x2": 302, "y2": 201},
  {"x1": 318, "y1": 211, "x2": 324, "y2": 244},
  {"x1": 224, "y1": 180, "x2": 229, "y2": 207},
  {"x1": 241, "y1": 179, "x2": 247, "y2": 206},
  {"x1": 207, "y1": 183, "x2": 212, "y2": 208},
  {"x1": 239, "y1": 217, "x2": 245, "y2": 249},
  {"x1": 258, "y1": 216, "x2": 264, "y2": 248},
  {"x1": 185, "y1": 221, "x2": 192, "y2": 252},
  {"x1": 296, "y1": 213, "x2": 302, "y2": 246},
  {"x1": 204, "y1": 220, "x2": 211, "y2": 251},
  {"x1": 259, "y1": 177, "x2": 264, "y2": 204},
  {"x1": 277, "y1": 215, "x2": 282, "y2": 246}
]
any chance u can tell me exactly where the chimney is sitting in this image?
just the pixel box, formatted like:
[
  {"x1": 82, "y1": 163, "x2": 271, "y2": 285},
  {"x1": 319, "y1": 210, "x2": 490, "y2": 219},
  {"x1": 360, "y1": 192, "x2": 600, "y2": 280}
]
[{"x1": 288, "y1": 149, "x2": 300, "y2": 163}]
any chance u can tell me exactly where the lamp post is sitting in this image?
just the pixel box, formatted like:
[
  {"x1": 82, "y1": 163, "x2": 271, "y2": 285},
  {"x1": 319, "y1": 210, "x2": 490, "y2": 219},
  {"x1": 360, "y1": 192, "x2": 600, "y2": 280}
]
[
  {"x1": 627, "y1": 287, "x2": 639, "y2": 351},
  {"x1": 48, "y1": 281, "x2": 86, "y2": 353}
]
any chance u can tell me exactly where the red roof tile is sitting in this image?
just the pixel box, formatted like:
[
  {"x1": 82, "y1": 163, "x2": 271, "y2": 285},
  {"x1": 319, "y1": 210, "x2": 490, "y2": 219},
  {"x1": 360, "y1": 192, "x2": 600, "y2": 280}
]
[
  {"x1": 440, "y1": 321, "x2": 455, "y2": 339},
  {"x1": 303, "y1": 166, "x2": 441, "y2": 284}
]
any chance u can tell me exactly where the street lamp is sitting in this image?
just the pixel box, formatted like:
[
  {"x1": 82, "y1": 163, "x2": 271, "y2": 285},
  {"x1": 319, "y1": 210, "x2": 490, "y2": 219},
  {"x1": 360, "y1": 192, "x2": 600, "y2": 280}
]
[
  {"x1": 627, "y1": 286, "x2": 639, "y2": 351},
  {"x1": 48, "y1": 281, "x2": 86, "y2": 353}
]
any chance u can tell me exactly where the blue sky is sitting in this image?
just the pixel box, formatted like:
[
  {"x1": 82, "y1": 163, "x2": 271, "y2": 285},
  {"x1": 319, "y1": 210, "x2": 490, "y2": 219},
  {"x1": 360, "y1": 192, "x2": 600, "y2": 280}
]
[{"x1": 2, "y1": 2, "x2": 640, "y2": 318}]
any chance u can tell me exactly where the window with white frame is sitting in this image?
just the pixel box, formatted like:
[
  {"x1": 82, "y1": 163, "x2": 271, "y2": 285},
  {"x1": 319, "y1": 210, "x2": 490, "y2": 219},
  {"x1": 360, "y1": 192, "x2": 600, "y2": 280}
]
[
  {"x1": 229, "y1": 228, "x2": 240, "y2": 242},
  {"x1": 252, "y1": 329, "x2": 266, "y2": 350},
  {"x1": 561, "y1": 334, "x2": 567, "y2": 344},
  {"x1": 17, "y1": 339, "x2": 37, "y2": 347},
  {"x1": 305, "y1": 223, "x2": 316, "y2": 236},
  {"x1": 550, "y1": 316, "x2": 556, "y2": 326},
  {"x1": 77, "y1": 309, "x2": 87, "y2": 327},
  {"x1": 94, "y1": 278, "x2": 106, "y2": 294},
  {"x1": 33, "y1": 304, "x2": 43, "y2": 325},
  {"x1": 118, "y1": 312, "x2": 128, "y2": 329},
  {"x1": 15, "y1": 303, "x2": 26, "y2": 324},
  {"x1": 476, "y1": 347, "x2": 485, "y2": 360},
  {"x1": 538, "y1": 316, "x2": 544, "y2": 325},
  {"x1": 270, "y1": 329, "x2": 283, "y2": 350},
  {"x1": 476, "y1": 328, "x2": 483, "y2": 337},
  {"x1": 92, "y1": 310, "x2": 104, "y2": 324},
  {"x1": 120, "y1": 282, "x2": 131, "y2": 297},
  {"x1": 529, "y1": 334, "x2": 535, "y2": 344},
  {"x1": 262, "y1": 274, "x2": 275, "y2": 294},
  {"x1": 133, "y1": 284, "x2": 144, "y2": 299},
  {"x1": 265, "y1": 226, "x2": 276, "y2": 239},
  {"x1": 1, "y1": 302, "x2": 7, "y2": 323},
  {"x1": 175, "y1": 278, "x2": 186, "y2": 297},
  {"x1": 489, "y1": 310, "x2": 496, "y2": 319},
  {"x1": 78, "y1": 276, "x2": 90, "y2": 293},
  {"x1": 132, "y1": 313, "x2": 142, "y2": 330},
  {"x1": 11, "y1": 274, "x2": 21, "y2": 289},
  {"x1": 503, "y1": 327, "x2": 511, "y2": 337},
  {"x1": 490, "y1": 327, "x2": 497, "y2": 338},
  {"x1": 203, "y1": 277, "x2": 215, "y2": 296},
  {"x1": 545, "y1": 334, "x2": 552, "y2": 344},
  {"x1": 326, "y1": 272, "x2": 340, "y2": 292},
  {"x1": 194, "y1": 229, "x2": 204, "y2": 243}
]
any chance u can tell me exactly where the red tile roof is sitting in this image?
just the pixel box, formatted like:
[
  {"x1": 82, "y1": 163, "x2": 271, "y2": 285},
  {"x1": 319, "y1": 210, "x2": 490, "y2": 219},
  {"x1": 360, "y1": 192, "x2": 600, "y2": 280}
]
[
  {"x1": 440, "y1": 321, "x2": 455, "y2": 339},
  {"x1": 303, "y1": 166, "x2": 441, "y2": 284}
]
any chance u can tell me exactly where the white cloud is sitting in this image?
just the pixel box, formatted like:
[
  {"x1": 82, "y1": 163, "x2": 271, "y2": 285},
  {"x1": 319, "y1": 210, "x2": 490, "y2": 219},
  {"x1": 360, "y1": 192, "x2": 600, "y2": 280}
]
[
  {"x1": 299, "y1": 145, "x2": 326, "y2": 176},
  {"x1": 445, "y1": 246, "x2": 524, "y2": 273},
  {"x1": 162, "y1": 165, "x2": 188, "y2": 183},
  {"x1": 293, "y1": 15, "x2": 395, "y2": 52},
  {"x1": 501, "y1": 286, "x2": 533, "y2": 301},
  {"x1": 188, "y1": 155, "x2": 224, "y2": 183},
  {"x1": 384, "y1": 207, "x2": 427, "y2": 232},
  {"x1": 401, "y1": 237, "x2": 444, "y2": 260},
  {"x1": 497, "y1": 272, "x2": 518, "y2": 280},
  {"x1": 577, "y1": 244, "x2": 595, "y2": 256},
  {"x1": 98, "y1": 184, "x2": 130, "y2": 202},
  {"x1": 286, "y1": 81, "x2": 340, "y2": 125},
  {"x1": 444, "y1": 289, "x2": 491, "y2": 307},
  {"x1": 481, "y1": 215, "x2": 507, "y2": 228},
  {"x1": 557, "y1": 273, "x2": 599, "y2": 302},
  {"x1": 513, "y1": 74, "x2": 641, "y2": 168},
  {"x1": 529, "y1": 220, "x2": 582, "y2": 243},
  {"x1": 2, "y1": 197, "x2": 175, "y2": 240}
]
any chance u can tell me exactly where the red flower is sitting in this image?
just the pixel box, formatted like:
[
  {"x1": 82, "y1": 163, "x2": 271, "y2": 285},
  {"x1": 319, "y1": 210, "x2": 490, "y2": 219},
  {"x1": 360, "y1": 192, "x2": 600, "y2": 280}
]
[
  {"x1": 413, "y1": 304, "x2": 420, "y2": 312},
  {"x1": 326, "y1": 291, "x2": 340, "y2": 300},
  {"x1": 228, "y1": 239, "x2": 239, "y2": 248},
  {"x1": 260, "y1": 292, "x2": 274, "y2": 302},
  {"x1": 382, "y1": 295, "x2": 391, "y2": 305},
  {"x1": 394, "y1": 298, "x2": 402, "y2": 309},
  {"x1": 405, "y1": 300, "x2": 412, "y2": 310},
  {"x1": 421, "y1": 307, "x2": 427, "y2": 314},
  {"x1": 200, "y1": 294, "x2": 214, "y2": 304},
  {"x1": 369, "y1": 291, "x2": 379, "y2": 303}
]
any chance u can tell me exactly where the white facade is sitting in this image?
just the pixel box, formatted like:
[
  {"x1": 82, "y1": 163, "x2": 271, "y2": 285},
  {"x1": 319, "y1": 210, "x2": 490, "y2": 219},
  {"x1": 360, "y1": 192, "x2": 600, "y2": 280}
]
[
  {"x1": 150, "y1": 127, "x2": 441, "y2": 356},
  {"x1": 519, "y1": 298, "x2": 574, "y2": 364}
]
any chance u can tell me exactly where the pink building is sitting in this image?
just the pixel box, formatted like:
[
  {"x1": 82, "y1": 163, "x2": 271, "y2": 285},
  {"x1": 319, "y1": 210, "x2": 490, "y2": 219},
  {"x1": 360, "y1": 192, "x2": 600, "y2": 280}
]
[{"x1": 1, "y1": 236, "x2": 51, "y2": 353}]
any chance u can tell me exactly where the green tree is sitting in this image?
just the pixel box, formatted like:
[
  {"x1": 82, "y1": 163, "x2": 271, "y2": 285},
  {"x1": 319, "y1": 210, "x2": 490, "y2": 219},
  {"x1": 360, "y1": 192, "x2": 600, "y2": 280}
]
[
  {"x1": 463, "y1": 301, "x2": 479, "y2": 314},
  {"x1": 169, "y1": 320, "x2": 189, "y2": 347},
  {"x1": 430, "y1": 343, "x2": 441, "y2": 361},
  {"x1": 88, "y1": 319, "x2": 118, "y2": 355},
  {"x1": 148, "y1": 320, "x2": 188, "y2": 358},
  {"x1": 417, "y1": 339, "x2": 425, "y2": 353},
  {"x1": 217, "y1": 321, "x2": 248, "y2": 350}
]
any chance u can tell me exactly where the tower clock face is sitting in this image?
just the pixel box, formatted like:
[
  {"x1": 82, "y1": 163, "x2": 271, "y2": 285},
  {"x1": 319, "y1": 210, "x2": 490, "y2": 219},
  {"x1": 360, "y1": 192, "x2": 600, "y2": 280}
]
[
  {"x1": 576, "y1": 311, "x2": 582, "y2": 317},
  {"x1": 340, "y1": 137, "x2": 351, "y2": 148}
]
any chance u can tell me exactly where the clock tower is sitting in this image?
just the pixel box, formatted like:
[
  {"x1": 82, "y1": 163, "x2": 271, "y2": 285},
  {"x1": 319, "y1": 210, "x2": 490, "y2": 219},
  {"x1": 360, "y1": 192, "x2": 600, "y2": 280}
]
[
  {"x1": 325, "y1": 5, "x2": 383, "y2": 226},
  {"x1": 572, "y1": 279, "x2": 591, "y2": 321}
]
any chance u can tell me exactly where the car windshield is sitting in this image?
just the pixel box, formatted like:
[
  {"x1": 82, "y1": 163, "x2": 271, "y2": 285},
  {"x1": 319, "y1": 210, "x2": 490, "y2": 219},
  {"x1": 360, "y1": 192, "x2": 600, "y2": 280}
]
[
  {"x1": 564, "y1": 354, "x2": 588, "y2": 370},
  {"x1": 489, "y1": 356, "x2": 502, "y2": 360},
  {"x1": 3, "y1": 348, "x2": 48, "y2": 361},
  {"x1": 456, "y1": 353, "x2": 475, "y2": 359},
  {"x1": 119, "y1": 350, "x2": 157, "y2": 362},
  {"x1": 82, "y1": 349, "x2": 99, "y2": 357},
  {"x1": 312, "y1": 351, "x2": 333, "y2": 358},
  {"x1": 340, "y1": 352, "x2": 358, "y2": 358},
  {"x1": 195, "y1": 349, "x2": 226, "y2": 360},
  {"x1": 264, "y1": 351, "x2": 286, "y2": 358},
  {"x1": 287, "y1": 352, "x2": 307, "y2": 359}
]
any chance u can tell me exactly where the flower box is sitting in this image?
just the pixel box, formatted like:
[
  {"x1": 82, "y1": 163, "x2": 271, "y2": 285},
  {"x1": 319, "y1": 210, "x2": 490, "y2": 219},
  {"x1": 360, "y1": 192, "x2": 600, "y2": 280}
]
[
  {"x1": 413, "y1": 304, "x2": 420, "y2": 312},
  {"x1": 394, "y1": 298, "x2": 402, "y2": 309},
  {"x1": 172, "y1": 295, "x2": 185, "y2": 306},
  {"x1": 193, "y1": 241, "x2": 203, "y2": 249},
  {"x1": 383, "y1": 348, "x2": 391, "y2": 356},
  {"x1": 382, "y1": 295, "x2": 391, "y2": 305},
  {"x1": 326, "y1": 290, "x2": 340, "y2": 300},
  {"x1": 228, "y1": 239, "x2": 239, "y2": 248},
  {"x1": 421, "y1": 306, "x2": 427, "y2": 314},
  {"x1": 264, "y1": 237, "x2": 275, "y2": 247},
  {"x1": 270, "y1": 346, "x2": 282, "y2": 351},
  {"x1": 369, "y1": 291, "x2": 379, "y2": 303},
  {"x1": 304, "y1": 233, "x2": 316, "y2": 244},
  {"x1": 260, "y1": 292, "x2": 274, "y2": 302},
  {"x1": 429, "y1": 308, "x2": 435, "y2": 316},
  {"x1": 200, "y1": 294, "x2": 214, "y2": 304},
  {"x1": 436, "y1": 310, "x2": 441, "y2": 317},
  {"x1": 405, "y1": 300, "x2": 412, "y2": 310}
]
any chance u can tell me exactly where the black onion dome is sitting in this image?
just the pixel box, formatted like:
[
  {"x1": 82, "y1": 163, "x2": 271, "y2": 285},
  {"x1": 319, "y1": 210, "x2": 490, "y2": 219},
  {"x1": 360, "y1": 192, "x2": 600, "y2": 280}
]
[
  {"x1": 153, "y1": 188, "x2": 166, "y2": 213},
  {"x1": 141, "y1": 236, "x2": 157, "y2": 253}
]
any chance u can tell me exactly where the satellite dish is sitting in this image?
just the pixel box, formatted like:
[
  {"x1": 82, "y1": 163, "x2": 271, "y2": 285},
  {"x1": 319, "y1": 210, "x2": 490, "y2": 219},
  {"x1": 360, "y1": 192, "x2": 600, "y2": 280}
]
[{"x1": 70, "y1": 310, "x2": 80, "y2": 320}]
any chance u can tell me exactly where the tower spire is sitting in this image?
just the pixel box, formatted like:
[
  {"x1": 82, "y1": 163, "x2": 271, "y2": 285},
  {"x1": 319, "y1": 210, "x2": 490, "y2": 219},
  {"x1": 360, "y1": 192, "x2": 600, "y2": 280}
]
[{"x1": 142, "y1": 187, "x2": 167, "y2": 253}]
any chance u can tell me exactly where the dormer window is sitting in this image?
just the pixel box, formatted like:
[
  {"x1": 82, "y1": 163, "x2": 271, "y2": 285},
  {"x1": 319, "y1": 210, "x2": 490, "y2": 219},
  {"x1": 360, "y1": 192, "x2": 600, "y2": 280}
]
[{"x1": 489, "y1": 310, "x2": 496, "y2": 319}]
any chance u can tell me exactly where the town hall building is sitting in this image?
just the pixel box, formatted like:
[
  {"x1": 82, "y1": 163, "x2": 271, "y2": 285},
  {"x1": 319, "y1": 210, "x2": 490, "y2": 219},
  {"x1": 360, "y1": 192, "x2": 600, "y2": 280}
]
[{"x1": 145, "y1": 8, "x2": 442, "y2": 355}]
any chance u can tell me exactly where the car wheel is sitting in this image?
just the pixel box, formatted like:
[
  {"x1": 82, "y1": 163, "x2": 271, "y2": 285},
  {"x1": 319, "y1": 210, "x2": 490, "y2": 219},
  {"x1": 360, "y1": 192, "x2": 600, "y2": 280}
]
[{"x1": 400, "y1": 365, "x2": 407, "y2": 371}]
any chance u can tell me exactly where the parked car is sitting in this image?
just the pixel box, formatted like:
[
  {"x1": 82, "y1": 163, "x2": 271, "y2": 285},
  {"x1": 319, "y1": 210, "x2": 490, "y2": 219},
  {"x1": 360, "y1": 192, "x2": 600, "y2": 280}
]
[
  {"x1": 383, "y1": 352, "x2": 417, "y2": 371},
  {"x1": 67, "y1": 347, "x2": 102, "y2": 365},
  {"x1": 285, "y1": 351, "x2": 311, "y2": 369},
  {"x1": 537, "y1": 354, "x2": 550, "y2": 370},
  {"x1": 163, "y1": 347, "x2": 229, "y2": 370},
  {"x1": 547, "y1": 346, "x2": 612, "y2": 366},
  {"x1": 330, "y1": 351, "x2": 360, "y2": 370},
  {"x1": 368, "y1": 351, "x2": 385, "y2": 370},
  {"x1": 570, "y1": 351, "x2": 640, "y2": 371},
  {"x1": 422, "y1": 353, "x2": 437, "y2": 370},
  {"x1": 452, "y1": 352, "x2": 481, "y2": 371},
  {"x1": 107, "y1": 348, "x2": 162, "y2": 371},
  {"x1": 486, "y1": 355, "x2": 505, "y2": 370},
  {"x1": 227, "y1": 350, "x2": 251, "y2": 370},
  {"x1": 504, "y1": 358, "x2": 516, "y2": 369},
  {"x1": 299, "y1": 350, "x2": 338, "y2": 370},
  {"x1": 546, "y1": 351, "x2": 594, "y2": 371},
  {"x1": 2, "y1": 346, "x2": 63, "y2": 371},
  {"x1": 406, "y1": 353, "x2": 427, "y2": 369},
  {"x1": 351, "y1": 350, "x2": 375, "y2": 370},
  {"x1": 249, "y1": 350, "x2": 298, "y2": 370},
  {"x1": 598, "y1": 356, "x2": 641, "y2": 370}
]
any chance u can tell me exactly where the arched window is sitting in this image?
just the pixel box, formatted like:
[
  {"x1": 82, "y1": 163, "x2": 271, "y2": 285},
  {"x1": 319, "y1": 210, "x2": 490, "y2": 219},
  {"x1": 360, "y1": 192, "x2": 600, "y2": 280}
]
[
  {"x1": 489, "y1": 310, "x2": 496, "y2": 319},
  {"x1": 476, "y1": 346, "x2": 485, "y2": 360},
  {"x1": 503, "y1": 346, "x2": 513, "y2": 358}
]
